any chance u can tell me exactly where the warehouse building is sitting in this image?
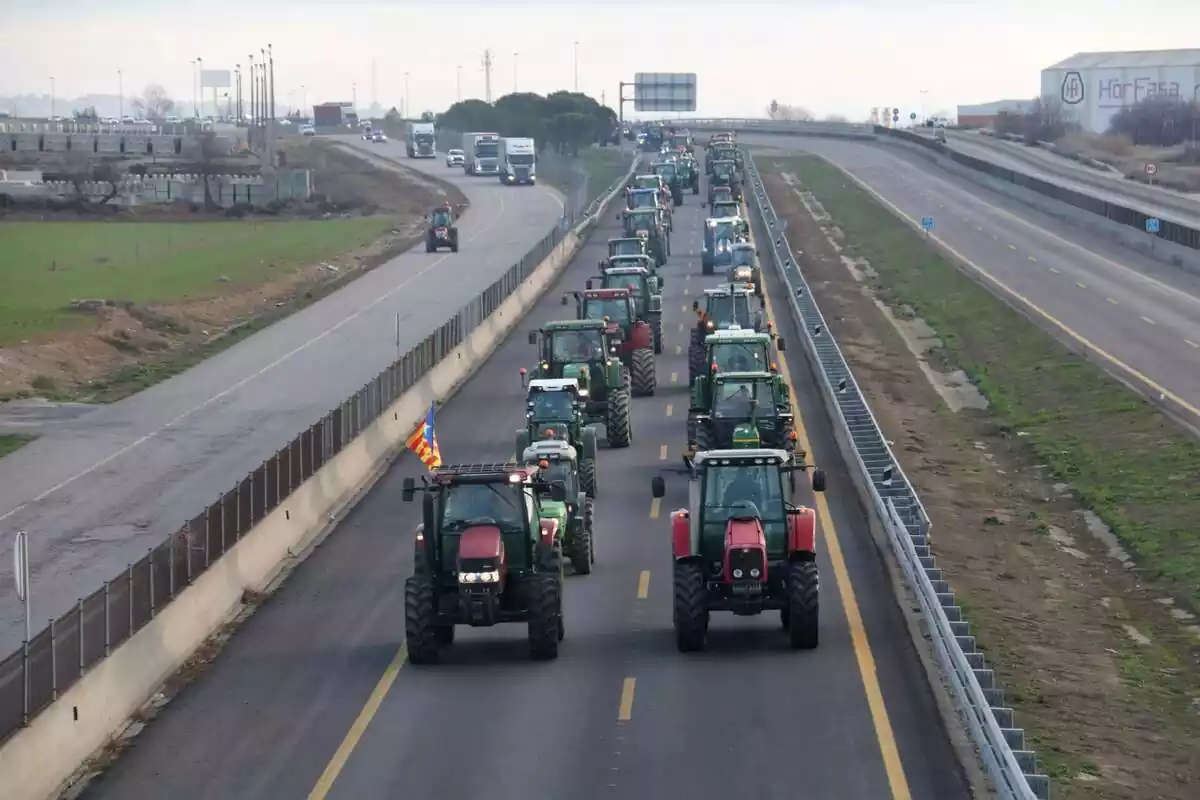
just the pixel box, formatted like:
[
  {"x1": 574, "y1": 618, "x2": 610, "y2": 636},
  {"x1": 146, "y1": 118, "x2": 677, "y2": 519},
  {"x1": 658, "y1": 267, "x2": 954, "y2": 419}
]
[
  {"x1": 956, "y1": 99, "x2": 1037, "y2": 129},
  {"x1": 1040, "y1": 49, "x2": 1200, "y2": 134}
]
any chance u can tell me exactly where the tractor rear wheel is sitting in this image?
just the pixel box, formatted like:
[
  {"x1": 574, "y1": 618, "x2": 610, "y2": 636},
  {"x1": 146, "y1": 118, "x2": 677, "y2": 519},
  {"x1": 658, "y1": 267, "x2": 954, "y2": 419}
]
[
  {"x1": 673, "y1": 562, "x2": 708, "y2": 652},
  {"x1": 404, "y1": 576, "x2": 440, "y2": 664},
  {"x1": 584, "y1": 497, "x2": 596, "y2": 565},
  {"x1": 785, "y1": 560, "x2": 819, "y2": 649},
  {"x1": 570, "y1": 519, "x2": 593, "y2": 575},
  {"x1": 650, "y1": 315, "x2": 663, "y2": 355},
  {"x1": 527, "y1": 574, "x2": 563, "y2": 660},
  {"x1": 581, "y1": 426, "x2": 599, "y2": 460},
  {"x1": 694, "y1": 421, "x2": 713, "y2": 453},
  {"x1": 606, "y1": 388, "x2": 632, "y2": 448},
  {"x1": 630, "y1": 348, "x2": 656, "y2": 397},
  {"x1": 687, "y1": 341, "x2": 705, "y2": 383},
  {"x1": 580, "y1": 456, "x2": 597, "y2": 498}
]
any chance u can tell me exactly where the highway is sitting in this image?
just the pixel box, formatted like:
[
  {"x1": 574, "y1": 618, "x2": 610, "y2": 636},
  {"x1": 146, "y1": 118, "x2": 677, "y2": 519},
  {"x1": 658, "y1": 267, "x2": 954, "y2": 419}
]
[
  {"x1": 741, "y1": 132, "x2": 1200, "y2": 428},
  {"x1": 0, "y1": 136, "x2": 568, "y2": 654},
  {"x1": 77, "y1": 168, "x2": 968, "y2": 799}
]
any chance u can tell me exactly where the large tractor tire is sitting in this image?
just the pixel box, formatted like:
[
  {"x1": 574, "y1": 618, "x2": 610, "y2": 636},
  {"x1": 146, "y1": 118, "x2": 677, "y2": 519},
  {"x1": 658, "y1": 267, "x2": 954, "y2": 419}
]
[
  {"x1": 694, "y1": 421, "x2": 713, "y2": 453},
  {"x1": 687, "y1": 341, "x2": 706, "y2": 384},
  {"x1": 785, "y1": 560, "x2": 820, "y2": 649},
  {"x1": 584, "y1": 497, "x2": 596, "y2": 565},
  {"x1": 630, "y1": 348, "x2": 656, "y2": 397},
  {"x1": 569, "y1": 513, "x2": 593, "y2": 575},
  {"x1": 527, "y1": 573, "x2": 563, "y2": 660},
  {"x1": 650, "y1": 314, "x2": 664, "y2": 355},
  {"x1": 579, "y1": 456, "x2": 597, "y2": 498},
  {"x1": 514, "y1": 429, "x2": 531, "y2": 460},
  {"x1": 605, "y1": 388, "x2": 633, "y2": 448},
  {"x1": 404, "y1": 576, "x2": 441, "y2": 664},
  {"x1": 673, "y1": 562, "x2": 709, "y2": 652}
]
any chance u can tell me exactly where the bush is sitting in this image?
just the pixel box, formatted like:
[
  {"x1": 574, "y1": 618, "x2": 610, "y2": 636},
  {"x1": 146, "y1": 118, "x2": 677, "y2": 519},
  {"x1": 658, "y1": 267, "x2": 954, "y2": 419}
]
[
  {"x1": 436, "y1": 91, "x2": 617, "y2": 156},
  {"x1": 1107, "y1": 97, "x2": 1200, "y2": 147}
]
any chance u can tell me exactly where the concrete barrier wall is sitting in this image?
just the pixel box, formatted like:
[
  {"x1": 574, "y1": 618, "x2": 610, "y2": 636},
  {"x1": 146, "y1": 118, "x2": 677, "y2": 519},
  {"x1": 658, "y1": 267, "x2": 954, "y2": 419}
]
[
  {"x1": 0, "y1": 170, "x2": 313, "y2": 208},
  {"x1": 0, "y1": 224, "x2": 590, "y2": 800},
  {"x1": 0, "y1": 134, "x2": 234, "y2": 157}
]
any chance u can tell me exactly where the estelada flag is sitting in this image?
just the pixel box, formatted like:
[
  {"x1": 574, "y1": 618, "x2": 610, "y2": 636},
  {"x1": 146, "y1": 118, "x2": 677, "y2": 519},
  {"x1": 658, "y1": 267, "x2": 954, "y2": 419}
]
[{"x1": 406, "y1": 403, "x2": 442, "y2": 470}]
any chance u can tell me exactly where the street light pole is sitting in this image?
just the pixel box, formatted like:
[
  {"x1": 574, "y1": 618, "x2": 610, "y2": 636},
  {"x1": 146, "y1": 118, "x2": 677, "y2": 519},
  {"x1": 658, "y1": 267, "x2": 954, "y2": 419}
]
[
  {"x1": 574, "y1": 41, "x2": 579, "y2": 92},
  {"x1": 513, "y1": 52, "x2": 519, "y2": 93},
  {"x1": 49, "y1": 76, "x2": 55, "y2": 118},
  {"x1": 197, "y1": 57, "x2": 204, "y2": 118},
  {"x1": 405, "y1": 72, "x2": 410, "y2": 119},
  {"x1": 117, "y1": 70, "x2": 123, "y2": 119},
  {"x1": 235, "y1": 65, "x2": 241, "y2": 121},
  {"x1": 456, "y1": 65, "x2": 462, "y2": 102}
]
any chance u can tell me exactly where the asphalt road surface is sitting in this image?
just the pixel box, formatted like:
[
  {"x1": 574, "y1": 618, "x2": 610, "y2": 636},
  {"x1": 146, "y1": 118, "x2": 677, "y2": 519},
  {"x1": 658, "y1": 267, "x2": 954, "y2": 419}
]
[
  {"x1": 0, "y1": 137, "x2": 568, "y2": 654},
  {"x1": 743, "y1": 132, "x2": 1200, "y2": 429},
  {"x1": 79, "y1": 170, "x2": 968, "y2": 800}
]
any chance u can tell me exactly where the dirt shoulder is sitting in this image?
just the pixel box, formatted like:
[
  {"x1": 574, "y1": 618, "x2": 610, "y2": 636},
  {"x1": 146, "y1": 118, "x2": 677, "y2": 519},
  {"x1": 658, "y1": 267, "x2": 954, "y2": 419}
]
[
  {"x1": 761, "y1": 154, "x2": 1200, "y2": 799},
  {"x1": 0, "y1": 139, "x2": 466, "y2": 408}
]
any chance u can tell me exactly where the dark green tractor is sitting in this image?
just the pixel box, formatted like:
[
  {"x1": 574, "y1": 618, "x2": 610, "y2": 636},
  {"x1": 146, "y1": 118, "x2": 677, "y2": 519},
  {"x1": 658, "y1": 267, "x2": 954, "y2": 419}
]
[
  {"x1": 706, "y1": 144, "x2": 739, "y2": 174},
  {"x1": 526, "y1": 319, "x2": 633, "y2": 448},
  {"x1": 675, "y1": 158, "x2": 700, "y2": 195},
  {"x1": 689, "y1": 285, "x2": 764, "y2": 355},
  {"x1": 701, "y1": 216, "x2": 751, "y2": 274},
  {"x1": 588, "y1": 263, "x2": 663, "y2": 354},
  {"x1": 708, "y1": 160, "x2": 743, "y2": 203},
  {"x1": 567, "y1": 287, "x2": 657, "y2": 398},
  {"x1": 710, "y1": 199, "x2": 740, "y2": 218},
  {"x1": 600, "y1": 237, "x2": 650, "y2": 271},
  {"x1": 618, "y1": 207, "x2": 669, "y2": 266},
  {"x1": 401, "y1": 463, "x2": 568, "y2": 663},
  {"x1": 687, "y1": 327, "x2": 784, "y2": 386},
  {"x1": 652, "y1": 160, "x2": 684, "y2": 205},
  {"x1": 686, "y1": 371, "x2": 798, "y2": 455},
  {"x1": 725, "y1": 243, "x2": 764, "y2": 298},
  {"x1": 520, "y1": 439, "x2": 596, "y2": 575},
  {"x1": 515, "y1": 377, "x2": 598, "y2": 497}
]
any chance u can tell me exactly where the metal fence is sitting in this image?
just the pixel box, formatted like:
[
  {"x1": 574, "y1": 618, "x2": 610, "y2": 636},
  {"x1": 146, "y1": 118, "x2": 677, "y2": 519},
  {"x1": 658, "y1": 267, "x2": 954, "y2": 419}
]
[
  {"x1": 0, "y1": 151, "x2": 638, "y2": 746},
  {"x1": 742, "y1": 150, "x2": 1049, "y2": 800}
]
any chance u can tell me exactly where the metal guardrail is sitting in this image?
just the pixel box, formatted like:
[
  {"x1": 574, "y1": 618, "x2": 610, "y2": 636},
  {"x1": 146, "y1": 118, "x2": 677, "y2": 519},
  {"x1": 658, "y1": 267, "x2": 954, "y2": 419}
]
[
  {"x1": 741, "y1": 149, "x2": 1050, "y2": 800},
  {"x1": 0, "y1": 149, "x2": 640, "y2": 746},
  {"x1": 640, "y1": 118, "x2": 877, "y2": 138}
]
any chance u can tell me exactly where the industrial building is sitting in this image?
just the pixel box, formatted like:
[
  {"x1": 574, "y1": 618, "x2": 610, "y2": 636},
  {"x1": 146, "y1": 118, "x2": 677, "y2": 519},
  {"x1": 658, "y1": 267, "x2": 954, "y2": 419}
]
[
  {"x1": 956, "y1": 99, "x2": 1037, "y2": 129},
  {"x1": 1040, "y1": 49, "x2": 1200, "y2": 134}
]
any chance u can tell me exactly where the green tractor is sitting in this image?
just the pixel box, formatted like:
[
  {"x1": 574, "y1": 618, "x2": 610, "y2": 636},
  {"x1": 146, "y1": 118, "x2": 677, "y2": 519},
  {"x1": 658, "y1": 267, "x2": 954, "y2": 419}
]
[
  {"x1": 687, "y1": 326, "x2": 785, "y2": 386},
  {"x1": 401, "y1": 462, "x2": 567, "y2": 663},
  {"x1": 618, "y1": 207, "x2": 669, "y2": 266},
  {"x1": 706, "y1": 143, "x2": 739, "y2": 173},
  {"x1": 520, "y1": 439, "x2": 595, "y2": 575},
  {"x1": 686, "y1": 370, "x2": 798, "y2": 455},
  {"x1": 515, "y1": 377, "x2": 598, "y2": 497},
  {"x1": 588, "y1": 262, "x2": 663, "y2": 354},
  {"x1": 526, "y1": 319, "x2": 633, "y2": 449},
  {"x1": 652, "y1": 159, "x2": 684, "y2": 205},
  {"x1": 689, "y1": 285, "x2": 765, "y2": 352},
  {"x1": 601, "y1": 237, "x2": 650, "y2": 271},
  {"x1": 701, "y1": 216, "x2": 751, "y2": 274},
  {"x1": 566, "y1": 287, "x2": 657, "y2": 397},
  {"x1": 708, "y1": 160, "x2": 743, "y2": 203},
  {"x1": 725, "y1": 242, "x2": 764, "y2": 298},
  {"x1": 625, "y1": 186, "x2": 673, "y2": 235},
  {"x1": 709, "y1": 199, "x2": 740, "y2": 219},
  {"x1": 675, "y1": 158, "x2": 700, "y2": 195}
]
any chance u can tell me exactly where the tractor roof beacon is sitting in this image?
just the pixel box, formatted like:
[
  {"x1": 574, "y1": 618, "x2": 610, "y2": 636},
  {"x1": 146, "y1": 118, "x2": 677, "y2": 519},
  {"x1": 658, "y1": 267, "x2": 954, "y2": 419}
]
[
  {"x1": 520, "y1": 439, "x2": 596, "y2": 575},
  {"x1": 401, "y1": 463, "x2": 568, "y2": 663},
  {"x1": 516, "y1": 377, "x2": 599, "y2": 498},
  {"x1": 651, "y1": 448, "x2": 826, "y2": 651}
]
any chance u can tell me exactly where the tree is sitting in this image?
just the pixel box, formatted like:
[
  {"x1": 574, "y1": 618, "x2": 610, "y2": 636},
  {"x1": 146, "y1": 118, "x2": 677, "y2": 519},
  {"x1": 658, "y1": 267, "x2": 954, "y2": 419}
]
[
  {"x1": 132, "y1": 84, "x2": 175, "y2": 119},
  {"x1": 768, "y1": 99, "x2": 779, "y2": 118},
  {"x1": 823, "y1": 113, "x2": 848, "y2": 123},
  {"x1": 437, "y1": 90, "x2": 618, "y2": 154},
  {"x1": 62, "y1": 153, "x2": 121, "y2": 205},
  {"x1": 1108, "y1": 97, "x2": 1199, "y2": 147},
  {"x1": 770, "y1": 104, "x2": 813, "y2": 122},
  {"x1": 73, "y1": 106, "x2": 99, "y2": 122},
  {"x1": 197, "y1": 131, "x2": 221, "y2": 211}
]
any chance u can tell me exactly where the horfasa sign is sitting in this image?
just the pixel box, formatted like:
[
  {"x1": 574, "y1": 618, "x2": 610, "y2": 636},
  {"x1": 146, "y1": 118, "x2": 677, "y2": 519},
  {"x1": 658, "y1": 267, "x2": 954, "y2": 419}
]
[{"x1": 1043, "y1": 63, "x2": 1200, "y2": 133}]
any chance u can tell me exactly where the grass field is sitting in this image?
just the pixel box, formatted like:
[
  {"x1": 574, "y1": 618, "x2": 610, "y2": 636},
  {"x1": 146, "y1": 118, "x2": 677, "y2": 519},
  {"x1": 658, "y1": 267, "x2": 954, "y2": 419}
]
[
  {"x1": 0, "y1": 218, "x2": 393, "y2": 344},
  {"x1": 578, "y1": 147, "x2": 632, "y2": 203},
  {"x1": 785, "y1": 154, "x2": 1200, "y2": 608},
  {"x1": 0, "y1": 435, "x2": 30, "y2": 458}
]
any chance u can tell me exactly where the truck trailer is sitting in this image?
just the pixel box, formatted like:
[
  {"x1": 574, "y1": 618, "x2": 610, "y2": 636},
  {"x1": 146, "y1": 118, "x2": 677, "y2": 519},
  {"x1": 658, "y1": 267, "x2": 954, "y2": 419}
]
[
  {"x1": 462, "y1": 132, "x2": 500, "y2": 175},
  {"x1": 499, "y1": 137, "x2": 536, "y2": 185},
  {"x1": 405, "y1": 122, "x2": 437, "y2": 158}
]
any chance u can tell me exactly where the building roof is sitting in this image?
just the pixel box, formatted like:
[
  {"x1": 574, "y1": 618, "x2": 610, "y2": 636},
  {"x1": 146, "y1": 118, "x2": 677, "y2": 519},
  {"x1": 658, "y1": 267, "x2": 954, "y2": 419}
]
[{"x1": 1045, "y1": 49, "x2": 1200, "y2": 70}]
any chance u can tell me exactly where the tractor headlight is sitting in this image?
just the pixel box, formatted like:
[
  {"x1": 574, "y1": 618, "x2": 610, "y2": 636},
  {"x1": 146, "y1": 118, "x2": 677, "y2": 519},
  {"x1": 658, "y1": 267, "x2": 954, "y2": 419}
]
[
  {"x1": 733, "y1": 568, "x2": 744, "y2": 578},
  {"x1": 459, "y1": 570, "x2": 501, "y2": 584},
  {"x1": 578, "y1": 388, "x2": 588, "y2": 397},
  {"x1": 750, "y1": 568, "x2": 761, "y2": 578}
]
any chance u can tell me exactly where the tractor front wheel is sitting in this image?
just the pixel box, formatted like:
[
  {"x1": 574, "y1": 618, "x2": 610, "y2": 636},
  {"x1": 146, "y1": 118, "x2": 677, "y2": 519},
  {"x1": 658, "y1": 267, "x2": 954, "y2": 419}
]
[
  {"x1": 580, "y1": 456, "x2": 597, "y2": 498},
  {"x1": 585, "y1": 497, "x2": 596, "y2": 565},
  {"x1": 528, "y1": 574, "x2": 563, "y2": 660},
  {"x1": 404, "y1": 576, "x2": 440, "y2": 664},
  {"x1": 606, "y1": 388, "x2": 633, "y2": 448},
  {"x1": 785, "y1": 560, "x2": 820, "y2": 649},
  {"x1": 673, "y1": 562, "x2": 709, "y2": 652},
  {"x1": 630, "y1": 348, "x2": 656, "y2": 397}
]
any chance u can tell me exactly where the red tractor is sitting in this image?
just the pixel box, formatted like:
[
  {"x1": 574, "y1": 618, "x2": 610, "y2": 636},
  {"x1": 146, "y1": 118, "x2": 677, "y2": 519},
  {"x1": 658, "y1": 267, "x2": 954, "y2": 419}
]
[
  {"x1": 566, "y1": 287, "x2": 656, "y2": 397},
  {"x1": 651, "y1": 448, "x2": 826, "y2": 651}
]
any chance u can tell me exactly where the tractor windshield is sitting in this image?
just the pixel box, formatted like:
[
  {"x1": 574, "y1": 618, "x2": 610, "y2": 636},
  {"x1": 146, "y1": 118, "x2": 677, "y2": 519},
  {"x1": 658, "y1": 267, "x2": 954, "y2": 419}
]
[
  {"x1": 431, "y1": 210, "x2": 452, "y2": 227},
  {"x1": 550, "y1": 329, "x2": 604, "y2": 362},
  {"x1": 609, "y1": 240, "x2": 643, "y2": 257},
  {"x1": 655, "y1": 165, "x2": 676, "y2": 181},
  {"x1": 441, "y1": 483, "x2": 526, "y2": 533},
  {"x1": 607, "y1": 256, "x2": 647, "y2": 270},
  {"x1": 713, "y1": 162, "x2": 734, "y2": 178},
  {"x1": 711, "y1": 220, "x2": 739, "y2": 241},
  {"x1": 538, "y1": 459, "x2": 573, "y2": 489},
  {"x1": 583, "y1": 298, "x2": 631, "y2": 324},
  {"x1": 713, "y1": 380, "x2": 776, "y2": 418},
  {"x1": 627, "y1": 212, "x2": 655, "y2": 232},
  {"x1": 706, "y1": 293, "x2": 752, "y2": 328},
  {"x1": 530, "y1": 391, "x2": 575, "y2": 421},
  {"x1": 628, "y1": 191, "x2": 657, "y2": 209},
  {"x1": 602, "y1": 273, "x2": 646, "y2": 295},
  {"x1": 712, "y1": 202, "x2": 739, "y2": 218},
  {"x1": 702, "y1": 464, "x2": 785, "y2": 526},
  {"x1": 710, "y1": 341, "x2": 770, "y2": 372},
  {"x1": 634, "y1": 177, "x2": 659, "y2": 189},
  {"x1": 730, "y1": 248, "x2": 756, "y2": 268}
]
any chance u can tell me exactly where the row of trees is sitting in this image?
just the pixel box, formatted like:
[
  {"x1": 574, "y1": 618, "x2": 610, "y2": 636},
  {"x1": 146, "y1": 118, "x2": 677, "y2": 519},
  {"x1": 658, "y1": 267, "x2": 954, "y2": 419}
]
[
  {"x1": 995, "y1": 96, "x2": 1200, "y2": 149},
  {"x1": 766, "y1": 100, "x2": 850, "y2": 123},
  {"x1": 436, "y1": 91, "x2": 618, "y2": 155},
  {"x1": 71, "y1": 84, "x2": 176, "y2": 121}
]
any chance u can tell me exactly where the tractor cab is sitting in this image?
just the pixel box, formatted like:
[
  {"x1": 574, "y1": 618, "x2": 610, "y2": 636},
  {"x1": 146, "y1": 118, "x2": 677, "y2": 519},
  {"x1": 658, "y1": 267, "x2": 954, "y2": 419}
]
[
  {"x1": 689, "y1": 328, "x2": 783, "y2": 385},
  {"x1": 631, "y1": 174, "x2": 663, "y2": 191},
  {"x1": 650, "y1": 448, "x2": 825, "y2": 651},
  {"x1": 400, "y1": 463, "x2": 567, "y2": 662},
  {"x1": 607, "y1": 237, "x2": 648, "y2": 260},
  {"x1": 520, "y1": 439, "x2": 596, "y2": 574},
  {"x1": 693, "y1": 285, "x2": 761, "y2": 334},
  {"x1": 706, "y1": 145, "x2": 739, "y2": 172},
  {"x1": 619, "y1": 208, "x2": 669, "y2": 265},
  {"x1": 710, "y1": 159, "x2": 736, "y2": 184},
  {"x1": 568, "y1": 288, "x2": 657, "y2": 398},
  {"x1": 518, "y1": 377, "x2": 595, "y2": 459},
  {"x1": 426, "y1": 204, "x2": 461, "y2": 253},
  {"x1": 626, "y1": 187, "x2": 661, "y2": 211},
  {"x1": 687, "y1": 371, "x2": 797, "y2": 454},
  {"x1": 711, "y1": 199, "x2": 740, "y2": 218},
  {"x1": 603, "y1": 253, "x2": 658, "y2": 279},
  {"x1": 701, "y1": 217, "x2": 751, "y2": 273},
  {"x1": 725, "y1": 244, "x2": 763, "y2": 298},
  {"x1": 588, "y1": 266, "x2": 663, "y2": 353}
]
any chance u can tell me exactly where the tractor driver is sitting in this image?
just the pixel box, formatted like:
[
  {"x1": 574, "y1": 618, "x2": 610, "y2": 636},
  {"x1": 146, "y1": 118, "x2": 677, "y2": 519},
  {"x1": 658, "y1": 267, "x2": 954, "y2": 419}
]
[
  {"x1": 442, "y1": 484, "x2": 524, "y2": 531},
  {"x1": 720, "y1": 467, "x2": 767, "y2": 519}
]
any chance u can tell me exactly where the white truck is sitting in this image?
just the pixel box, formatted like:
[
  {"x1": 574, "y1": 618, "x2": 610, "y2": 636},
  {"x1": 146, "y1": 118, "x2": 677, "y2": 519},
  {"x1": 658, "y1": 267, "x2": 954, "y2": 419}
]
[
  {"x1": 461, "y1": 132, "x2": 500, "y2": 175},
  {"x1": 499, "y1": 137, "x2": 537, "y2": 185},
  {"x1": 405, "y1": 121, "x2": 436, "y2": 158}
]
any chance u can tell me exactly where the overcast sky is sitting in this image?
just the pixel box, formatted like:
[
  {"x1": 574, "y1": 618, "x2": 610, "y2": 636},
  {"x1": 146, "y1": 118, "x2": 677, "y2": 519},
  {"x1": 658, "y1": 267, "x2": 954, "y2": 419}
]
[{"x1": 1, "y1": 0, "x2": 1197, "y2": 119}]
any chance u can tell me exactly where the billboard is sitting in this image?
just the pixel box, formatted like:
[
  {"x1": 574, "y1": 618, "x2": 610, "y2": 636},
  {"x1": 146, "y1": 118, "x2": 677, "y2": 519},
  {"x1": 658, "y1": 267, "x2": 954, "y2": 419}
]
[
  {"x1": 1041, "y1": 62, "x2": 1200, "y2": 133},
  {"x1": 200, "y1": 70, "x2": 232, "y2": 89},
  {"x1": 633, "y1": 73, "x2": 697, "y2": 113}
]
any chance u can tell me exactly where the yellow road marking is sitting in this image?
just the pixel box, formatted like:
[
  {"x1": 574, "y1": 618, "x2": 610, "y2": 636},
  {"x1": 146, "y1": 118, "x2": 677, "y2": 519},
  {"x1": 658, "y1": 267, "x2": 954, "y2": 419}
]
[
  {"x1": 637, "y1": 570, "x2": 651, "y2": 599},
  {"x1": 618, "y1": 677, "x2": 637, "y2": 721},
  {"x1": 1048, "y1": 267, "x2": 1061, "y2": 274},
  {"x1": 1027, "y1": 255, "x2": 1036, "y2": 263},
  {"x1": 1107, "y1": 297, "x2": 1119, "y2": 305},
  {"x1": 1141, "y1": 316, "x2": 1156, "y2": 325},
  {"x1": 761, "y1": 287, "x2": 912, "y2": 800},
  {"x1": 1007, "y1": 244, "x2": 1016, "y2": 251},
  {"x1": 1076, "y1": 281, "x2": 1087, "y2": 289},
  {"x1": 675, "y1": 344, "x2": 683, "y2": 355},
  {"x1": 649, "y1": 497, "x2": 661, "y2": 519},
  {"x1": 974, "y1": 225, "x2": 983, "y2": 231},
  {"x1": 670, "y1": 371, "x2": 678, "y2": 384},
  {"x1": 665, "y1": 403, "x2": 673, "y2": 417},
  {"x1": 659, "y1": 444, "x2": 668, "y2": 460},
  {"x1": 1186, "y1": 339, "x2": 1199, "y2": 348},
  {"x1": 683, "y1": 287, "x2": 690, "y2": 296},
  {"x1": 307, "y1": 644, "x2": 409, "y2": 799}
]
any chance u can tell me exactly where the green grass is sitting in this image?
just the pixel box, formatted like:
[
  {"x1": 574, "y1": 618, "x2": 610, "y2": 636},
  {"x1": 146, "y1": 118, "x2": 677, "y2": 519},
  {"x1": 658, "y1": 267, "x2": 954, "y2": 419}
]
[
  {"x1": 578, "y1": 147, "x2": 632, "y2": 204},
  {"x1": 0, "y1": 218, "x2": 393, "y2": 344},
  {"x1": 784, "y1": 155, "x2": 1200, "y2": 609},
  {"x1": 0, "y1": 434, "x2": 31, "y2": 458}
]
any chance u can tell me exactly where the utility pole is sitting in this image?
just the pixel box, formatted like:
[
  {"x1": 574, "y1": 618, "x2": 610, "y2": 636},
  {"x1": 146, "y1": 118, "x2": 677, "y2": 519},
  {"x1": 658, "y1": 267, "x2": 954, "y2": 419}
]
[
  {"x1": 512, "y1": 52, "x2": 519, "y2": 93},
  {"x1": 482, "y1": 49, "x2": 493, "y2": 104},
  {"x1": 49, "y1": 76, "x2": 55, "y2": 119},
  {"x1": 573, "y1": 41, "x2": 579, "y2": 92},
  {"x1": 456, "y1": 65, "x2": 462, "y2": 102},
  {"x1": 371, "y1": 58, "x2": 378, "y2": 110},
  {"x1": 352, "y1": 82, "x2": 358, "y2": 113},
  {"x1": 197, "y1": 57, "x2": 204, "y2": 117},
  {"x1": 268, "y1": 44, "x2": 275, "y2": 124},
  {"x1": 247, "y1": 55, "x2": 255, "y2": 127},
  {"x1": 117, "y1": 70, "x2": 123, "y2": 119},
  {"x1": 235, "y1": 65, "x2": 242, "y2": 121}
]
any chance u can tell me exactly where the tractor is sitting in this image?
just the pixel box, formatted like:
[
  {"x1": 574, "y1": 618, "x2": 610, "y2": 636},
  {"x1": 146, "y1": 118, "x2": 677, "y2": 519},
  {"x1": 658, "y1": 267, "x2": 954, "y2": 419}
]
[
  {"x1": 601, "y1": 237, "x2": 650, "y2": 270},
  {"x1": 515, "y1": 377, "x2": 598, "y2": 497},
  {"x1": 690, "y1": 285, "x2": 764, "y2": 343},
  {"x1": 725, "y1": 243, "x2": 764, "y2": 298},
  {"x1": 588, "y1": 264, "x2": 663, "y2": 354},
  {"x1": 626, "y1": 186, "x2": 673, "y2": 234},
  {"x1": 526, "y1": 319, "x2": 633, "y2": 449},
  {"x1": 629, "y1": 173, "x2": 672, "y2": 209},
  {"x1": 701, "y1": 216, "x2": 751, "y2": 274},
  {"x1": 401, "y1": 463, "x2": 568, "y2": 663},
  {"x1": 705, "y1": 186, "x2": 735, "y2": 209},
  {"x1": 675, "y1": 158, "x2": 700, "y2": 195},
  {"x1": 652, "y1": 160, "x2": 684, "y2": 205},
  {"x1": 709, "y1": 199, "x2": 740, "y2": 219},
  {"x1": 686, "y1": 370, "x2": 797, "y2": 455},
  {"x1": 669, "y1": 130, "x2": 694, "y2": 153},
  {"x1": 706, "y1": 143, "x2": 739, "y2": 173},
  {"x1": 425, "y1": 204, "x2": 460, "y2": 253},
  {"x1": 687, "y1": 327, "x2": 784, "y2": 386},
  {"x1": 520, "y1": 439, "x2": 596, "y2": 574},
  {"x1": 567, "y1": 287, "x2": 657, "y2": 398},
  {"x1": 619, "y1": 207, "x2": 669, "y2": 266},
  {"x1": 650, "y1": 448, "x2": 825, "y2": 651},
  {"x1": 708, "y1": 160, "x2": 743, "y2": 203},
  {"x1": 602, "y1": 252, "x2": 660, "y2": 282}
]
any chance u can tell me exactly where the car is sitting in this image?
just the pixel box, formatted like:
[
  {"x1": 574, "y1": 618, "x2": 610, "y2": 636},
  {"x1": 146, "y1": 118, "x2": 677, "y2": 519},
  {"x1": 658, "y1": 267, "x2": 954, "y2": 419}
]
[
  {"x1": 371, "y1": 129, "x2": 387, "y2": 143},
  {"x1": 299, "y1": 124, "x2": 315, "y2": 137},
  {"x1": 446, "y1": 149, "x2": 466, "y2": 167}
]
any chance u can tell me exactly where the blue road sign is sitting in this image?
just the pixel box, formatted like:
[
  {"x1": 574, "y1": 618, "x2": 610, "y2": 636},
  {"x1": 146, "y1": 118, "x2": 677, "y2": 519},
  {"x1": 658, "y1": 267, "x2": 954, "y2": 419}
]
[
  {"x1": 1145, "y1": 217, "x2": 1161, "y2": 234},
  {"x1": 921, "y1": 216, "x2": 934, "y2": 231}
]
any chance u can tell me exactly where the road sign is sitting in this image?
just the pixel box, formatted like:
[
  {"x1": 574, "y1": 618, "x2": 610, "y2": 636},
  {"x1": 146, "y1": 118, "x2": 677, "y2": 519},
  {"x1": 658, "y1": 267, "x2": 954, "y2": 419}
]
[
  {"x1": 632, "y1": 73, "x2": 697, "y2": 112},
  {"x1": 921, "y1": 216, "x2": 934, "y2": 231},
  {"x1": 13, "y1": 530, "x2": 30, "y2": 643},
  {"x1": 892, "y1": 111, "x2": 899, "y2": 123},
  {"x1": 1146, "y1": 217, "x2": 1161, "y2": 234},
  {"x1": 1145, "y1": 163, "x2": 1158, "y2": 176},
  {"x1": 910, "y1": 112, "x2": 917, "y2": 120}
]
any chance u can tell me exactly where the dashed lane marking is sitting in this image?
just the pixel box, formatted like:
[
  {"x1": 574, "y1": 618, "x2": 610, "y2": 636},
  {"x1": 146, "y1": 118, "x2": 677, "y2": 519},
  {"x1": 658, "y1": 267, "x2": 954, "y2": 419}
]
[
  {"x1": 618, "y1": 677, "x2": 637, "y2": 721},
  {"x1": 637, "y1": 570, "x2": 650, "y2": 599}
]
